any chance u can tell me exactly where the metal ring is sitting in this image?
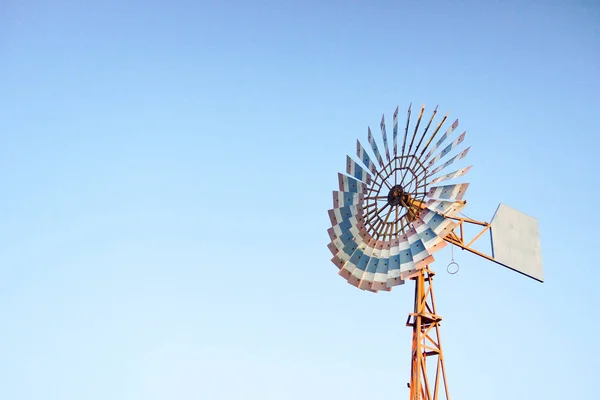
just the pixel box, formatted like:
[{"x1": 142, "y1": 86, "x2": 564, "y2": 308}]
[{"x1": 447, "y1": 261, "x2": 459, "y2": 275}]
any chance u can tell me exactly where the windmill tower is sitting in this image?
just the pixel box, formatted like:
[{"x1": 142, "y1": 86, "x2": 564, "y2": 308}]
[{"x1": 327, "y1": 103, "x2": 543, "y2": 400}]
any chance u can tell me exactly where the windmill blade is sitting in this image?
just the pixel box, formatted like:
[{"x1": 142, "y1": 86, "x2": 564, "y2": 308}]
[
  {"x1": 425, "y1": 199, "x2": 467, "y2": 217},
  {"x1": 328, "y1": 204, "x2": 361, "y2": 226},
  {"x1": 426, "y1": 132, "x2": 467, "y2": 168},
  {"x1": 392, "y1": 106, "x2": 399, "y2": 156},
  {"x1": 427, "y1": 147, "x2": 471, "y2": 176},
  {"x1": 356, "y1": 140, "x2": 378, "y2": 175},
  {"x1": 397, "y1": 236, "x2": 418, "y2": 279},
  {"x1": 330, "y1": 230, "x2": 363, "y2": 269},
  {"x1": 380, "y1": 115, "x2": 391, "y2": 162},
  {"x1": 328, "y1": 211, "x2": 368, "y2": 263},
  {"x1": 346, "y1": 155, "x2": 372, "y2": 183},
  {"x1": 419, "y1": 113, "x2": 449, "y2": 160},
  {"x1": 358, "y1": 241, "x2": 384, "y2": 290},
  {"x1": 427, "y1": 183, "x2": 470, "y2": 201},
  {"x1": 430, "y1": 166, "x2": 472, "y2": 184},
  {"x1": 328, "y1": 206, "x2": 365, "y2": 246},
  {"x1": 386, "y1": 237, "x2": 406, "y2": 288},
  {"x1": 405, "y1": 104, "x2": 425, "y2": 158},
  {"x1": 412, "y1": 220, "x2": 446, "y2": 254},
  {"x1": 341, "y1": 237, "x2": 378, "y2": 288},
  {"x1": 327, "y1": 232, "x2": 356, "y2": 258},
  {"x1": 332, "y1": 190, "x2": 363, "y2": 208},
  {"x1": 367, "y1": 127, "x2": 385, "y2": 167},
  {"x1": 412, "y1": 105, "x2": 439, "y2": 156},
  {"x1": 333, "y1": 237, "x2": 367, "y2": 276},
  {"x1": 424, "y1": 120, "x2": 460, "y2": 162},
  {"x1": 327, "y1": 222, "x2": 361, "y2": 259},
  {"x1": 406, "y1": 226, "x2": 435, "y2": 267},
  {"x1": 418, "y1": 208, "x2": 457, "y2": 238},
  {"x1": 371, "y1": 241, "x2": 393, "y2": 291},
  {"x1": 338, "y1": 173, "x2": 368, "y2": 194},
  {"x1": 327, "y1": 217, "x2": 361, "y2": 253},
  {"x1": 401, "y1": 103, "x2": 412, "y2": 158}
]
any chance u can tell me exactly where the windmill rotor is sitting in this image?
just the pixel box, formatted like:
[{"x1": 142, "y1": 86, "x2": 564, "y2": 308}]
[{"x1": 328, "y1": 104, "x2": 470, "y2": 292}]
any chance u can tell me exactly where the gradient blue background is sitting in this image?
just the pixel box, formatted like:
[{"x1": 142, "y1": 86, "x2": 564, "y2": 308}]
[{"x1": 1, "y1": 1, "x2": 599, "y2": 399}]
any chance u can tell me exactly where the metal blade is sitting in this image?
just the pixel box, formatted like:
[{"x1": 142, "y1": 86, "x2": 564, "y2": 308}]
[
  {"x1": 401, "y1": 103, "x2": 412, "y2": 158},
  {"x1": 356, "y1": 140, "x2": 378, "y2": 175},
  {"x1": 346, "y1": 155, "x2": 372, "y2": 183},
  {"x1": 380, "y1": 114, "x2": 391, "y2": 162},
  {"x1": 426, "y1": 132, "x2": 467, "y2": 168},
  {"x1": 418, "y1": 208, "x2": 458, "y2": 239},
  {"x1": 392, "y1": 106, "x2": 399, "y2": 157},
  {"x1": 406, "y1": 226, "x2": 434, "y2": 267},
  {"x1": 338, "y1": 173, "x2": 368, "y2": 194},
  {"x1": 427, "y1": 147, "x2": 471, "y2": 176},
  {"x1": 425, "y1": 199, "x2": 467, "y2": 217},
  {"x1": 427, "y1": 183, "x2": 470, "y2": 201},
  {"x1": 386, "y1": 237, "x2": 406, "y2": 288},
  {"x1": 371, "y1": 240, "x2": 393, "y2": 291},
  {"x1": 358, "y1": 241, "x2": 384, "y2": 290},
  {"x1": 367, "y1": 127, "x2": 385, "y2": 168},
  {"x1": 341, "y1": 237, "x2": 378, "y2": 288},
  {"x1": 423, "y1": 120, "x2": 460, "y2": 162},
  {"x1": 430, "y1": 166, "x2": 472, "y2": 184},
  {"x1": 332, "y1": 190, "x2": 363, "y2": 208}
]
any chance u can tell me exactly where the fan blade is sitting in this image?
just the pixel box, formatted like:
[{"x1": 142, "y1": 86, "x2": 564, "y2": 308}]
[
  {"x1": 412, "y1": 218, "x2": 446, "y2": 254},
  {"x1": 427, "y1": 147, "x2": 471, "y2": 176},
  {"x1": 368, "y1": 127, "x2": 385, "y2": 167},
  {"x1": 406, "y1": 226, "x2": 435, "y2": 267},
  {"x1": 406, "y1": 104, "x2": 425, "y2": 156},
  {"x1": 329, "y1": 212, "x2": 367, "y2": 266},
  {"x1": 328, "y1": 204, "x2": 362, "y2": 226},
  {"x1": 371, "y1": 241, "x2": 393, "y2": 291},
  {"x1": 418, "y1": 112, "x2": 449, "y2": 160},
  {"x1": 401, "y1": 103, "x2": 412, "y2": 158},
  {"x1": 327, "y1": 212, "x2": 361, "y2": 245},
  {"x1": 380, "y1": 115, "x2": 391, "y2": 162},
  {"x1": 386, "y1": 237, "x2": 406, "y2": 288},
  {"x1": 357, "y1": 242, "x2": 384, "y2": 290},
  {"x1": 356, "y1": 140, "x2": 378, "y2": 175},
  {"x1": 427, "y1": 183, "x2": 470, "y2": 201},
  {"x1": 327, "y1": 222, "x2": 361, "y2": 259},
  {"x1": 430, "y1": 166, "x2": 472, "y2": 184},
  {"x1": 424, "y1": 120, "x2": 460, "y2": 161},
  {"x1": 361, "y1": 244, "x2": 392, "y2": 292},
  {"x1": 418, "y1": 208, "x2": 458, "y2": 239},
  {"x1": 346, "y1": 155, "x2": 372, "y2": 183},
  {"x1": 341, "y1": 238, "x2": 378, "y2": 288},
  {"x1": 392, "y1": 106, "x2": 399, "y2": 157},
  {"x1": 425, "y1": 199, "x2": 467, "y2": 217},
  {"x1": 338, "y1": 173, "x2": 368, "y2": 194},
  {"x1": 397, "y1": 236, "x2": 418, "y2": 280},
  {"x1": 426, "y1": 132, "x2": 467, "y2": 168},
  {"x1": 413, "y1": 105, "x2": 439, "y2": 156},
  {"x1": 332, "y1": 191, "x2": 363, "y2": 208}
]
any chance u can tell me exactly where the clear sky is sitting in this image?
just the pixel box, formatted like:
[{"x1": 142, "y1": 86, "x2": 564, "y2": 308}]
[{"x1": 1, "y1": 1, "x2": 599, "y2": 399}]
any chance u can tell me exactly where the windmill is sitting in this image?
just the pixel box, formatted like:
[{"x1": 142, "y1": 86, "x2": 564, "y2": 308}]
[{"x1": 327, "y1": 103, "x2": 543, "y2": 400}]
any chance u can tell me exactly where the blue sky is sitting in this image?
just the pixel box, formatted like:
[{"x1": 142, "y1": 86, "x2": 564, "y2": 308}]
[{"x1": 1, "y1": 1, "x2": 599, "y2": 399}]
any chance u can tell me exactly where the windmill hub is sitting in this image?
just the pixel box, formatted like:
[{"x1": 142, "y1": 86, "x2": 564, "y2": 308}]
[{"x1": 387, "y1": 185, "x2": 409, "y2": 207}]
